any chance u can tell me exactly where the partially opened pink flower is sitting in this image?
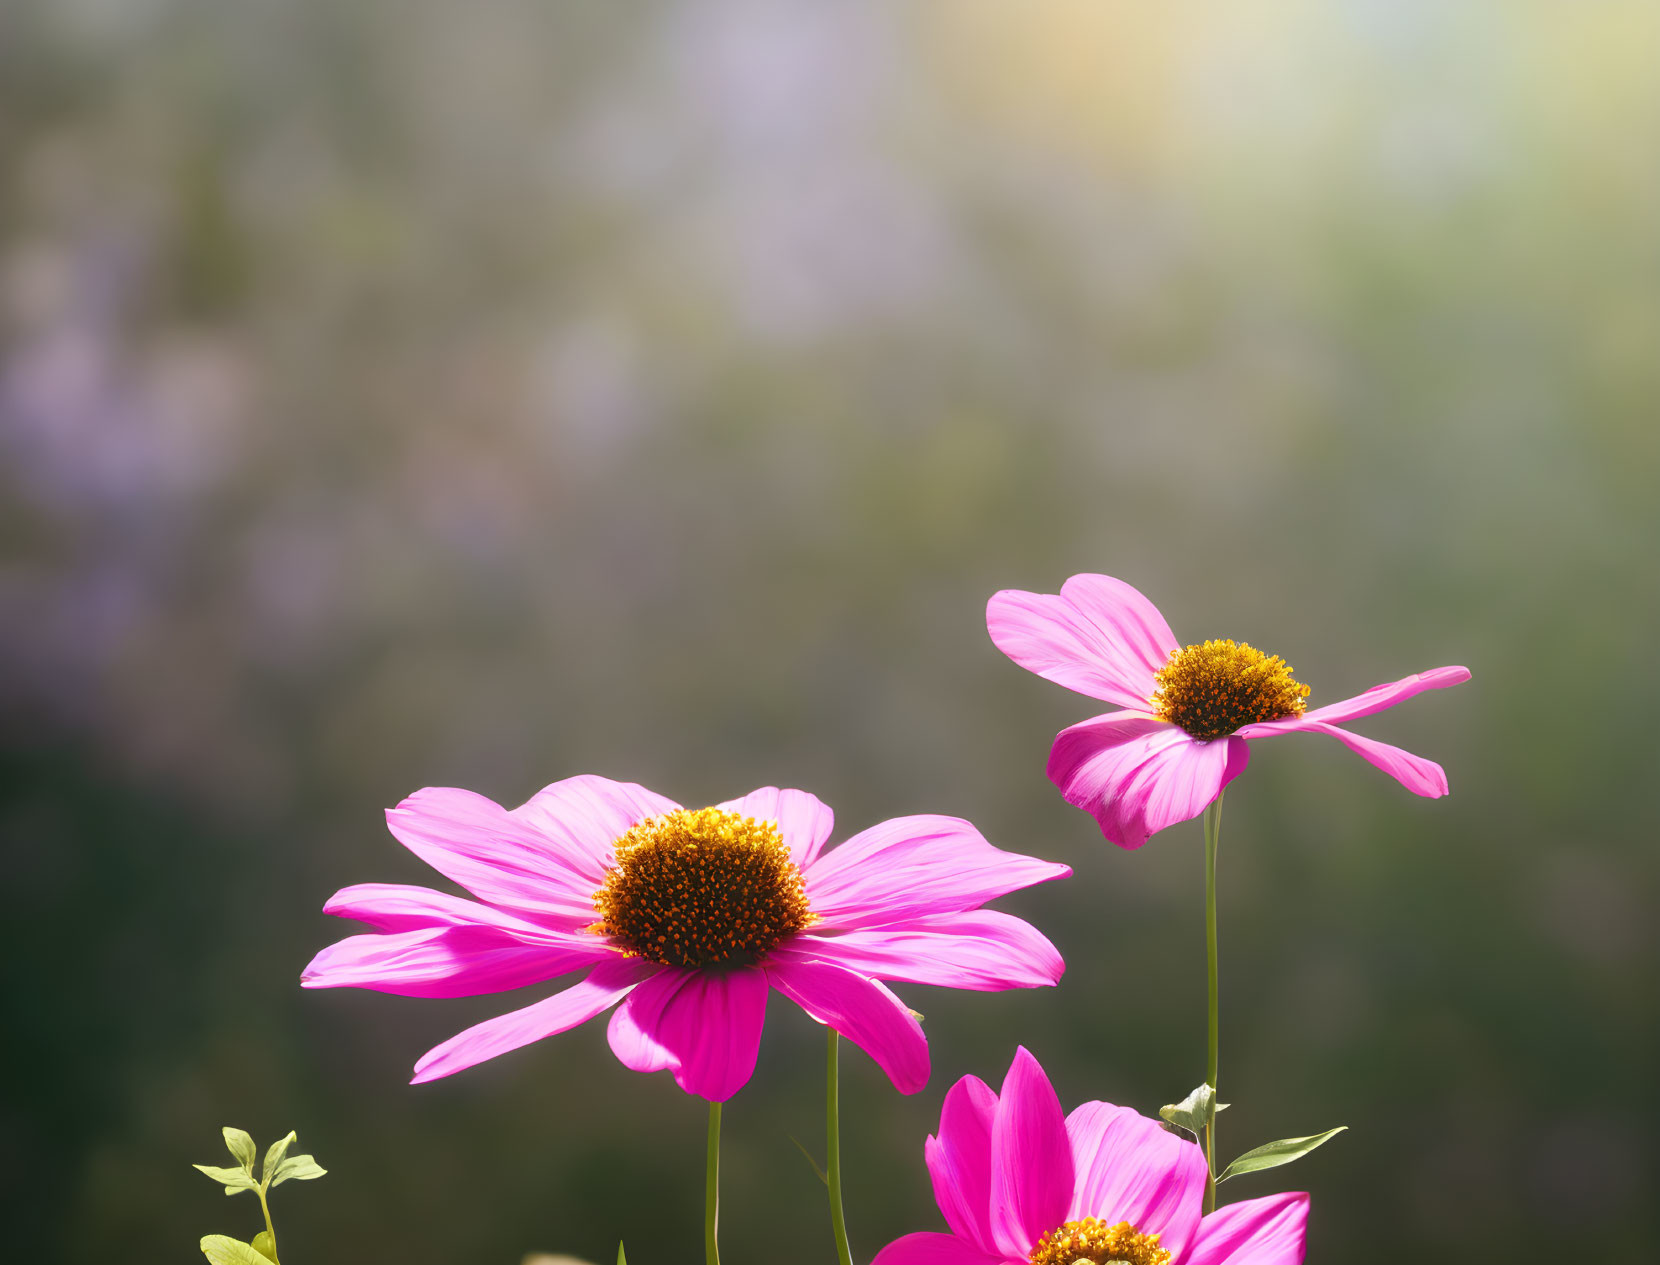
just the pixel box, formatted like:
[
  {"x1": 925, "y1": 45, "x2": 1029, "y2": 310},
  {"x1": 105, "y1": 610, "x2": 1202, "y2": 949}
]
[
  {"x1": 303, "y1": 777, "x2": 1069, "y2": 1100},
  {"x1": 988, "y1": 575, "x2": 1469, "y2": 848},
  {"x1": 874, "y1": 1047, "x2": 1308, "y2": 1265}
]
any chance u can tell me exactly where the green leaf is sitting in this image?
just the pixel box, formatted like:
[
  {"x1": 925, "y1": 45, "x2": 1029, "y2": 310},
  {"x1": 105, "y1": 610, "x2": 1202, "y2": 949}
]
[
  {"x1": 788, "y1": 1134, "x2": 829, "y2": 1187},
  {"x1": 222, "y1": 1128, "x2": 257, "y2": 1173},
  {"x1": 194, "y1": 1164, "x2": 258, "y2": 1193},
  {"x1": 250, "y1": 1231, "x2": 278, "y2": 1262},
  {"x1": 262, "y1": 1131, "x2": 297, "y2": 1183},
  {"x1": 616, "y1": 1242, "x2": 627, "y2": 1265},
  {"x1": 1158, "y1": 1084, "x2": 1227, "y2": 1138},
  {"x1": 200, "y1": 1235, "x2": 273, "y2": 1265},
  {"x1": 271, "y1": 1153, "x2": 327, "y2": 1186},
  {"x1": 1218, "y1": 1127, "x2": 1347, "y2": 1183}
]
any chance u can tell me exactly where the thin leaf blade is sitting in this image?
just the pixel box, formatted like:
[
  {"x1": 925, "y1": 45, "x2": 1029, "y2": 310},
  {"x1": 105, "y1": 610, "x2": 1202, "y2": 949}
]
[
  {"x1": 194, "y1": 1164, "x2": 258, "y2": 1193},
  {"x1": 271, "y1": 1154, "x2": 327, "y2": 1186},
  {"x1": 222, "y1": 1128, "x2": 257, "y2": 1173},
  {"x1": 788, "y1": 1134, "x2": 829, "y2": 1187},
  {"x1": 1218, "y1": 1127, "x2": 1347, "y2": 1183},
  {"x1": 262, "y1": 1131, "x2": 297, "y2": 1183}
]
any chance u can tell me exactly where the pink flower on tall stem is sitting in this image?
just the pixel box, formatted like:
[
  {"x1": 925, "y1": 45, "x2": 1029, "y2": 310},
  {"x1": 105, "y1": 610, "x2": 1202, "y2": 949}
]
[
  {"x1": 874, "y1": 1048, "x2": 1308, "y2": 1265},
  {"x1": 988, "y1": 574, "x2": 1469, "y2": 848},
  {"x1": 303, "y1": 778, "x2": 1069, "y2": 1101}
]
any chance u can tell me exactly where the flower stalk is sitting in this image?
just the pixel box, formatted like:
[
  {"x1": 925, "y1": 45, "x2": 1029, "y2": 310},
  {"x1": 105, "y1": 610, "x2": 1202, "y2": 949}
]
[
  {"x1": 826, "y1": 1031, "x2": 854, "y2": 1265},
  {"x1": 1202, "y1": 792, "x2": 1224, "y2": 1214},
  {"x1": 255, "y1": 1187, "x2": 280, "y2": 1264},
  {"x1": 705, "y1": 1101, "x2": 722, "y2": 1265}
]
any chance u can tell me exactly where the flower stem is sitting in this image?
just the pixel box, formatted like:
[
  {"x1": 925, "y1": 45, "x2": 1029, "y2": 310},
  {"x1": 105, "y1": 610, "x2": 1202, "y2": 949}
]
[
  {"x1": 1203, "y1": 792, "x2": 1225, "y2": 1214},
  {"x1": 705, "y1": 1100, "x2": 722, "y2": 1265},
  {"x1": 256, "y1": 1184, "x2": 280, "y2": 1264},
  {"x1": 826, "y1": 1031, "x2": 854, "y2": 1265}
]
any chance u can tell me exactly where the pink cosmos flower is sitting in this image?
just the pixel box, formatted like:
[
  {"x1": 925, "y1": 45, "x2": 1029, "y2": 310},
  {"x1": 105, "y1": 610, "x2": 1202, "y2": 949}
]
[
  {"x1": 988, "y1": 574, "x2": 1469, "y2": 849},
  {"x1": 303, "y1": 777, "x2": 1069, "y2": 1101},
  {"x1": 874, "y1": 1047, "x2": 1308, "y2": 1265}
]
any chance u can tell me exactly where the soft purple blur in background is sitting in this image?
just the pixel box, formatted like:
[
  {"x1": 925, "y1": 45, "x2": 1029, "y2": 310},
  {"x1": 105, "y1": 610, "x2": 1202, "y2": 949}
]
[{"x1": 3, "y1": 2, "x2": 1656, "y2": 1263}]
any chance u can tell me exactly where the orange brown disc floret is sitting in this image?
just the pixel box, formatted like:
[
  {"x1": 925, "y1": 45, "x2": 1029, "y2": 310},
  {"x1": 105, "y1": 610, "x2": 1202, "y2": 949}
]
[
  {"x1": 1028, "y1": 1217, "x2": 1172, "y2": 1265},
  {"x1": 1151, "y1": 639, "x2": 1310, "y2": 741},
  {"x1": 592, "y1": 807, "x2": 814, "y2": 968}
]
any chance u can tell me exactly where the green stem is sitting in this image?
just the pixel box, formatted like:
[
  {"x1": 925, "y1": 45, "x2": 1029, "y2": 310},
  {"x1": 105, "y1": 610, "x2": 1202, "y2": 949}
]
[
  {"x1": 256, "y1": 1184, "x2": 280, "y2": 1264},
  {"x1": 826, "y1": 1031, "x2": 854, "y2": 1265},
  {"x1": 706, "y1": 1101, "x2": 722, "y2": 1265},
  {"x1": 1203, "y1": 792, "x2": 1225, "y2": 1214}
]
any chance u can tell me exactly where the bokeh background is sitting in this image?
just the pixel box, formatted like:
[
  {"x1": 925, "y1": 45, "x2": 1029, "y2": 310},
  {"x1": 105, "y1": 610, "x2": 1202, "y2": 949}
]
[{"x1": 4, "y1": 1, "x2": 1657, "y2": 1261}]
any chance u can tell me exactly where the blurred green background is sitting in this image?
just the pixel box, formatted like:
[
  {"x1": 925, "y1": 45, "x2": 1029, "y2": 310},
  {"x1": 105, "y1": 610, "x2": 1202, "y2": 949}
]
[{"x1": 3, "y1": 1, "x2": 1656, "y2": 1261}]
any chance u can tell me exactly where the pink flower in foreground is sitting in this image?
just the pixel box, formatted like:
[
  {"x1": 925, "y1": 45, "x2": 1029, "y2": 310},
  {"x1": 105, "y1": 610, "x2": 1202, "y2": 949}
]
[
  {"x1": 875, "y1": 1047, "x2": 1308, "y2": 1265},
  {"x1": 988, "y1": 574, "x2": 1469, "y2": 848},
  {"x1": 303, "y1": 778, "x2": 1069, "y2": 1100}
]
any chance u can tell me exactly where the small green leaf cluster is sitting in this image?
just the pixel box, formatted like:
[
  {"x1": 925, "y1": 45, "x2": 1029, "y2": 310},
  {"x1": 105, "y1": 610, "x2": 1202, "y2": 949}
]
[
  {"x1": 196, "y1": 1127, "x2": 327, "y2": 1196},
  {"x1": 194, "y1": 1127, "x2": 327, "y2": 1265},
  {"x1": 1160, "y1": 1083, "x2": 1345, "y2": 1186},
  {"x1": 1158, "y1": 1083, "x2": 1227, "y2": 1137}
]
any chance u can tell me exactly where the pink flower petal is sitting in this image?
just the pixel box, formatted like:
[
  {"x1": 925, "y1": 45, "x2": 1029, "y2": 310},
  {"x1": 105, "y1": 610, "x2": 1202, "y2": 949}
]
[
  {"x1": 925, "y1": 1074, "x2": 1001, "y2": 1255},
  {"x1": 1236, "y1": 716, "x2": 1450, "y2": 797},
  {"x1": 986, "y1": 575, "x2": 1177, "y2": 708},
  {"x1": 715, "y1": 786, "x2": 835, "y2": 869},
  {"x1": 804, "y1": 816, "x2": 1070, "y2": 931},
  {"x1": 321, "y1": 882, "x2": 575, "y2": 941},
  {"x1": 1184, "y1": 1192, "x2": 1309, "y2": 1265},
  {"x1": 605, "y1": 977, "x2": 676, "y2": 1074},
  {"x1": 409, "y1": 956, "x2": 656, "y2": 1083},
  {"x1": 1048, "y1": 716, "x2": 1247, "y2": 849},
  {"x1": 1064, "y1": 1102, "x2": 1208, "y2": 1260},
  {"x1": 1059, "y1": 573, "x2": 1180, "y2": 675},
  {"x1": 511, "y1": 774, "x2": 681, "y2": 885},
  {"x1": 989, "y1": 1047, "x2": 1074, "y2": 1259},
  {"x1": 302, "y1": 925, "x2": 612, "y2": 999},
  {"x1": 798, "y1": 911, "x2": 1064, "y2": 991},
  {"x1": 765, "y1": 948, "x2": 930, "y2": 1094},
  {"x1": 1301, "y1": 665, "x2": 1470, "y2": 725},
  {"x1": 602, "y1": 965, "x2": 770, "y2": 1102},
  {"x1": 870, "y1": 1232, "x2": 1006, "y2": 1265},
  {"x1": 385, "y1": 787, "x2": 610, "y2": 929}
]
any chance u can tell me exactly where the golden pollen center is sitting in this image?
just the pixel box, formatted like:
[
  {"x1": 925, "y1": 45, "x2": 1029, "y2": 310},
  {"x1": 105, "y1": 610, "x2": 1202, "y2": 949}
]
[
  {"x1": 1152, "y1": 639, "x2": 1310, "y2": 741},
  {"x1": 591, "y1": 808, "x2": 813, "y2": 969},
  {"x1": 1029, "y1": 1218, "x2": 1171, "y2": 1265}
]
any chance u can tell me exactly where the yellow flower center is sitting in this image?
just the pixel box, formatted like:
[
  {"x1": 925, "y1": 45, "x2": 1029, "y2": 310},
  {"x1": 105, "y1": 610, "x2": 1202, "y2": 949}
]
[
  {"x1": 1028, "y1": 1218, "x2": 1171, "y2": 1265},
  {"x1": 1151, "y1": 639, "x2": 1310, "y2": 741},
  {"x1": 591, "y1": 808, "x2": 813, "y2": 969}
]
